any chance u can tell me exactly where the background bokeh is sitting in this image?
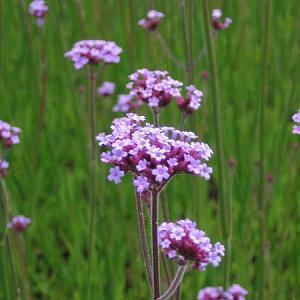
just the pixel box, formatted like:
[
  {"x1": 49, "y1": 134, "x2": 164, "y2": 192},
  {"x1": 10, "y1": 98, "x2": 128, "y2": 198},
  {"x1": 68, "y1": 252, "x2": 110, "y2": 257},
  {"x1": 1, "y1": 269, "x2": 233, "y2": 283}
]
[{"x1": 1, "y1": 0, "x2": 300, "y2": 299}]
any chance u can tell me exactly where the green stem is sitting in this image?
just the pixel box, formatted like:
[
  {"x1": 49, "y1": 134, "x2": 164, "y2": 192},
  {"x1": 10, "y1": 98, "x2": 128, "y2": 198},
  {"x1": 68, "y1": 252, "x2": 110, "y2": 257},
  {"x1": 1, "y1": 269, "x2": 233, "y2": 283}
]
[
  {"x1": 0, "y1": 179, "x2": 21, "y2": 299},
  {"x1": 15, "y1": 234, "x2": 31, "y2": 300},
  {"x1": 178, "y1": 0, "x2": 193, "y2": 84},
  {"x1": 87, "y1": 64, "x2": 97, "y2": 300},
  {"x1": 158, "y1": 265, "x2": 187, "y2": 300},
  {"x1": 151, "y1": 188, "x2": 160, "y2": 299},
  {"x1": 258, "y1": 0, "x2": 272, "y2": 299},
  {"x1": 135, "y1": 189, "x2": 153, "y2": 291},
  {"x1": 202, "y1": 0, "x2": 228, "y2": 277}
]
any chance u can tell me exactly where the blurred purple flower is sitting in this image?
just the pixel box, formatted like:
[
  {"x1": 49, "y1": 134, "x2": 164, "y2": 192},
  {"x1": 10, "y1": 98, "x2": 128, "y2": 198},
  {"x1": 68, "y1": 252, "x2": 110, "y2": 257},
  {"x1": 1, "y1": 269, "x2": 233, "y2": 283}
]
[
  {"x1": 97, "y1": 81, "x2": 115, "y2": 96},
  {"x1": 0, "y1": 120, "x2": 21, "y2": 147},
  {"x1": 0, "y1": 159, "x2": 9, "y2": 177},
  {"x1": 292, "y1": 109, "x2": 300, "y2": 135},
  {"x1": 29, "y1": 0, "x2": 48, "y2": 27},
  {"x1": 212, "y1": 9, "x2": 232, "y2": 31},
  {"x1": 65, "y1": 40, "x2": 122, "y2": 70},
  {"x1": 7, "y1": 216, "x2": 31, "y2": 233},
  {"x1": 197, "y1": 284, "x2": 248, "y2": 300},
  {"x1": 138, "y1": 10, "x2": 165, "y2": 31},
  {"x1": 113, "y1": 94, "x2": 143, "y2": 112},
  {"x1": 158, "y1": 219, "x2": 224, "y2": 271}
]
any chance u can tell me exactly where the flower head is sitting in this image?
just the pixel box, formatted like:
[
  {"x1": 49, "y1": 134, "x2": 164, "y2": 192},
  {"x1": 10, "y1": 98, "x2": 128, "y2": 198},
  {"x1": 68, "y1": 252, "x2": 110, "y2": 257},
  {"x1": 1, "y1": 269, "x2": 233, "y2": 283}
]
[
  {"x1": 7, "y1": 216, "x2": 31, "y2": 233},
  {"x1": 113, "y1": 94, "x2": 143, "y2": 112},
  {"x1": 0, "y1": 159, "x2": 9, "y2": 177},
  {"x1": 212, "y1": 9, "x2": 232, "y2": 31},
  {"x1": 65, "y1": 40, "x2": 122, "y2": 70},
  {"x1": 127, "y1": 69, "x2": 183, "y2": 111},
  {"x1": 97, "y1": 81, "x2": 115, "y2": 96},
  {"x1": 158, "y1": 218, "x2": 224, "y2": 271},
  {"x1": 0, "y1": 120, "x2": 21, "y2": 147},
  {"x1": 29, "y1": 0, "x2": 48, "y2": 27},
  {"x1": 197, "y1": 284, "x2": 248, "y2": 300},
  {"x1": 138, "y1": 10, "x2": 165, "y2": 31},
  {"x1": 97, "y1": 114, "x2": 213, "y2": 190},
  {"x1": 292, "y1": 109, "x2": 300, "y2": 135},
  {"x1": 176, "y1": 85, "x2": 203, "y2": 115}
]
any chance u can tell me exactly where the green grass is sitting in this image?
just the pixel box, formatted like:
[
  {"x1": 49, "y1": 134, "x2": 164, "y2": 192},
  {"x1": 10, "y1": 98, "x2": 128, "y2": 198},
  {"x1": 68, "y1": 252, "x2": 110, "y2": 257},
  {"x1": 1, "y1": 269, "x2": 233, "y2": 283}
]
[{"x1": 1, "y1": 0, "x2": 300, "y2": 299}]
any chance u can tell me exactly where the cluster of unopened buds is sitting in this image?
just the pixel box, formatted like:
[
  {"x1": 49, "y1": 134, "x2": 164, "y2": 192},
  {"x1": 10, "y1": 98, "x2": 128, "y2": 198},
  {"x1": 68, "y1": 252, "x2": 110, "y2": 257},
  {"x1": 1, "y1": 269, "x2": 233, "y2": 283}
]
[
  {"x1": 97, "y1": 81, "x2": 115, "y2": 97},
  {"x1": 198, "y1": 284, "x2": 248, "y2": 300},
  {"x1": 65, "y1": 40, "x2": 122, "y2": 70},
  {"x1": 138, "y1": 10, "x2": 165, "y2": 31},
  {"x1": 0, "y1": 120, "x2": 21, "y2": 178},
  {"x1": 7, "y1": 215, "x2": 32, "y2": 233},
  {"x1": 292, "y1": 109, "x2": 300, "y2": 135},
  {"x1": 212, "y1": 9, "x2": 232, "y2": 31},
  {"x1": 28, "y1": 0, "x2": 48, "y2": 27},
  {"x1": 158, "y1": 219, "x2": 224, "y2": 271},
  {"x1": 97, "y1": 113, "x2": 213, "y2": 189}
]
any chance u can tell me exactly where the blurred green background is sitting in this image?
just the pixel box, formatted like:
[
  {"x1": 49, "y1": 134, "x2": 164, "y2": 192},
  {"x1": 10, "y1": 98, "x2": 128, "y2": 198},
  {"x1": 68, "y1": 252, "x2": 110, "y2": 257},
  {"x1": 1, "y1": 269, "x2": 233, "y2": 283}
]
[{"x1": 1, "y1": 0, "x2": 300, "y2": 299}]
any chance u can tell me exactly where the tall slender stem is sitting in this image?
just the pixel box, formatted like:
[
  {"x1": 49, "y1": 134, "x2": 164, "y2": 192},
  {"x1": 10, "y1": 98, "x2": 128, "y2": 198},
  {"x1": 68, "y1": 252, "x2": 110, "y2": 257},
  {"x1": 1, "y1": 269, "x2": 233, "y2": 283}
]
[
  {"x1": 202, "y1": 0, "x2": 228, "y2": 278},
  {"x1": 0, "y1": 179, "x2": 21, "y2": 299},
  {"x1": 158, "y1": 265, "x2": 187, "y2": 300},
  {"x1": 258, "y1": 0, "x2": 272, "y2": 299},
  {"x1": 15, "y1": 234, "x2": 31, "y2": 300},
  {"x1": 87, "y1": 64, "x2": 97, "y2": 300},
  {"x1": 135, "y1": 189, "x2": 153, "y2": 290},
  {"x1": 34, "y1": 27, "x2": 47, "y2": 165},
  {"x1": 178, "y1": 0, "x2": 193, "y2": 84},
  {"x1": 151, "y1": 188, "x2": 160, "y2": 299}
]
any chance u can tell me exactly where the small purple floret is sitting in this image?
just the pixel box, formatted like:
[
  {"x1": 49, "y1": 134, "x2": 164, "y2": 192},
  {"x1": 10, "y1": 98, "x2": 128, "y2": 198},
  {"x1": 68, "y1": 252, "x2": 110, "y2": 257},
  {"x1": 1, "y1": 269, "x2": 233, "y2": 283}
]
[
  {"x1": 97, "y1": 81, "x2": 115, "y2": 96},
  {"x1": 7, "y1": 216, "x2": 31, "y2": 233}
]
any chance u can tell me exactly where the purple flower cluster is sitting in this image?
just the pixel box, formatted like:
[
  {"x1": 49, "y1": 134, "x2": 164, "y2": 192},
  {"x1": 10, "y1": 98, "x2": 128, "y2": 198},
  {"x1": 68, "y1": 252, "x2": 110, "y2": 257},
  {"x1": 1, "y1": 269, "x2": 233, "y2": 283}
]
[
  {"x1": 97, "y1": 81, "x2": 115, "y2": 96},
  {"x1": 0, "y1": 120, "x2": 21, "y2": 147},
  {"x1": 97, "y1": 113, "x2": 213, "y2": 189},
  {"x1": 29, "y1": 0, "x2": 48, "y2": 27},
  {"x1": 138, "y1": 10, "x2": 165, "y2": 31},
  {"x1": 113, "y1": 94, "x2": 143, "y2": 113},
  {"x1": 198, "y1": 284, "x2": 248, "y2": 300},
  {"x1": 292, "y1": 109, "x2": 300, "y2": 135},
  {"x1": 0, "y1": 120, "x2": 21, "y2": 178},
  {"x1": 0, "y1": 159, "x2": 9, "y2": 177},
  {"x1": 158, "y1": 219, "x2": 224, "y2": 271},
  {"x1": 65, "y1": 40, "x2": 122, "y2": 70},
  {"x1": 126, "y1": 69, "x2": 183, "y2": 111},
  {"x1": 212, "y1": 9, "x2": 232, "y2": 31},
  {"x1": 7, "y1": 215, "x2": 32, "y2": 233},
  {"x1": 176, "y1": 85, "x2": 203, "y2": 115}
]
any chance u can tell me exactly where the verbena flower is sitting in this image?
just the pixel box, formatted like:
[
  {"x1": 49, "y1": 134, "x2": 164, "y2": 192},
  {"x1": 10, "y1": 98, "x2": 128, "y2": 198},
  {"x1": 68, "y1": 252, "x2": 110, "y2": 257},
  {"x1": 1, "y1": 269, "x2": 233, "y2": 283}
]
[
  {"x1": 176, "y1": 85, "x2": 203, "y2": 115},
  {"x1": 113, "y1": 94, "x2": 143, "y2": 112},
  {"x1": 0, "y1": 159, "x2": 9, "y2": 177},
  {"x1": 64, "y1": 40, "x2": 122, "y2": 70},
  {"x1": 292, "y1": 109, "x2": 300, "y2": 135},
  {"x1": 0, "y1": 120, "x2": 21, "y2": 147},
  {"x1": 138, "y1": 10, "x2": 165, "y2": 31},
  {"x1": 7, "y1": 216, "x2": 32, "y2": 233},
  {"x1": 97, "y1": 81, "x2": 115, "y2": 96},
  {"x1": 197, "y1": 284, "x2": 248, "y2": 300},
  {"x1": 212, "y1": 9, "x2": 232, "y2": 31},
  {"x1": 158, "y1": 219, "x2": 224, "y2": 271},
  {"x1": 97, "y1": 113, "x2": 213, "y2": 190},
  {"x1": 126, "y1": 69, "x2": 183, "y2": 111},
  {"x1": 29, "y1": 0, "x2": 48, "y2": 27}
]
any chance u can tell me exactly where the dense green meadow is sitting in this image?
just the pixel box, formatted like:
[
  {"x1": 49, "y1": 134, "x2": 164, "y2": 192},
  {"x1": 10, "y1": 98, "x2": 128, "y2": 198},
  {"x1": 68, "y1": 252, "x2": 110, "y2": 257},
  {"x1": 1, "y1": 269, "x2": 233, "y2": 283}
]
[{"x1": 1, "y1": 0, "x2": 300, "y2": 299}]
